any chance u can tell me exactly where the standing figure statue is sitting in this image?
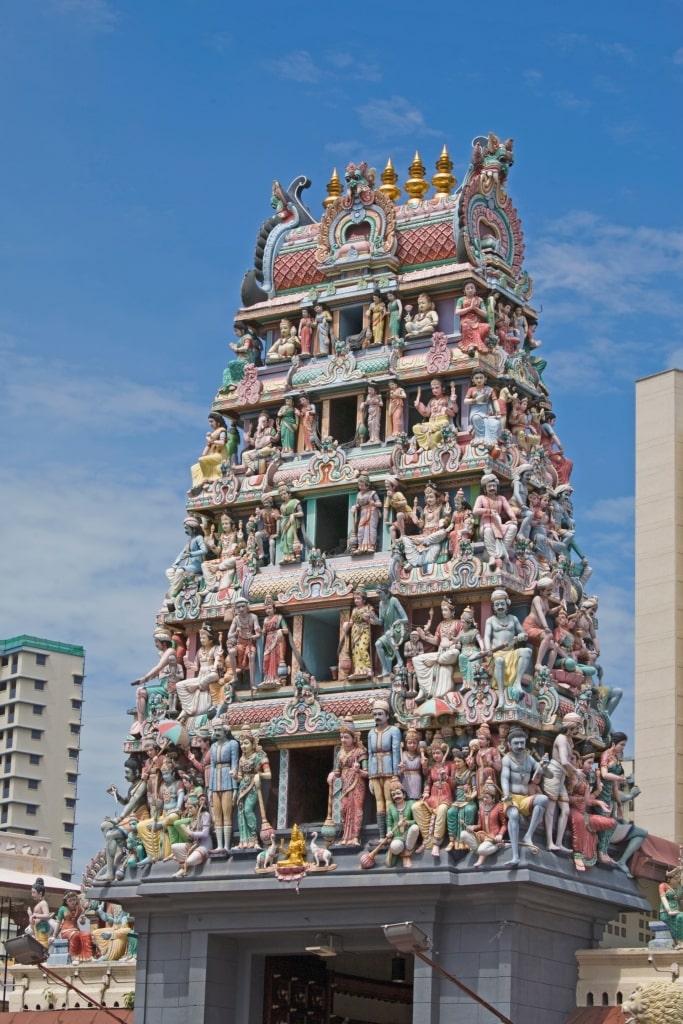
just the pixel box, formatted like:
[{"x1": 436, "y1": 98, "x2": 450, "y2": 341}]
[
  {"x1": 100, "y1": 758, "x2": 149, "y2": 883},
  {"x1": 366, "y1": 699, "x2": 402, "y2": 839},
  {"x1": 483, "y1": 589, "x2": 533, "y2": 701},
  {"x1": 327, "y1": 718, "x2": 368, "y2": 847},
  {"x1": 540, "y1": 411, "x2": 573, "y2": 484},
  {"x1": 25, "y1": 879, "x2": 56, "y2": 949},
  {"x1": 659, "y1": 867, "x2": 683, "y2": 946},
  {"x1": 314, "y1": 302, "x2": 333, "y2": 355},
  {"x1": 298, "y1": 307, "x2": 314, "y2": 356},
  {"x1": 412, "y1": 378, "x2": 458, "y2": 451},
  {"x1": 500, "y1": 726, "x2": 550, "y2": 866},
  {"x1": 387, "y1": 379, "x2": 407, "y2": 438},
  {"x1": 165, "y1": 516, "x2": 208, "y2": 604},
  {"x1": 298, "y1": 396, "x2": 318, "y2": 452},
  {"x1": 351, "y1": 474, "x2": 382, "y2": 553},
  {"x1": 456, "y1": 606, "x2": 484, "y2": 690},
  {"x1": 522, "y1": 577, "x2": 562, "y2": 671},
  {"x1": 341, "y1": 587, "x2": 380, "y2": 679},
  {"x1": 542, "y1": 712, "x2": 582, "y2": 852},
  {"x1": 254, "y1": 496, "x2": 280, "y2": 567},
  {"x1": 233, "y1": 730, "x2": 271, "y2": 849},
  {"x1": 365, "y1": 290, "x2": 387, "y2": 345},
  {"x1": 260, "y1": 595, "x2": 289, "y2": 687},
  {"x1": 276, "y1": 397, "x2": 300, "y2": 454},
  {"x1": 208, "y1": 720, "x2": 240, "y2": 852},
  {"x1": 456, "y1": 281, "x2": 491, "y2": 355},
  {"x1": 412, "y1": 742, "x2": 455, "y2": 857},
  {"x1": 374, "y1": 583, "x2": 409, "y2": 679},
  {"x1": 191, "y1": 412, "x2": 229, "y2": 490},
  {"x1": 277, "y1": 481, "x2": 305, "y2": 564},
  {"x1": 227, "y1": 597, "x2": 262, "y2": 688},
  {"x1": 360, "y1": 382, "x2": 383, "y2": 443},
  {"x1": 404, "y1": 292, "x2": 438, "y2": 337},
  {"x1": 386, "y1": 291, "x2": 403, "y2": 342},
  {"x1": 473, "y1": 473, "x2": 518, "y2": 573}
]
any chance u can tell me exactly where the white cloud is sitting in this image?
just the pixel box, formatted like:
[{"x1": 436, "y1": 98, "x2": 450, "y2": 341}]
[
  {"x1": 674, "y1": 47, "x2": 683, "y2": 65},
  {"x1": 50, "y1": 0, "x2": 118, "y2": 33},
  {"x1": 552, "y1": 90, "x2": 590, "y2": 111},
  {"x1": 584, "y1": 496, "x2": 635, "y2": 525},
  {"x1": 264, "y1": 49, "x2": 382, "y2": 85},
  {"x1": 356, "y1": 97, "x2": 441, "y2": 140},
  {"x1": 264, "y1": 50, "x2": 323, "y2": 84}
]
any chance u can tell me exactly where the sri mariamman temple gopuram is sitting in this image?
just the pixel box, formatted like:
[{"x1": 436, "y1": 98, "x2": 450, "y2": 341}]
[{"x1": 82, "y1": 135, "x2": 668, "y2": 1024}]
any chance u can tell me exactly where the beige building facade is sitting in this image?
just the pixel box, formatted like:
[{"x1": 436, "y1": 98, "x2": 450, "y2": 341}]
[
  {"x1": 635, "y1": 369, "x2": 683, "y2": 845},
  {"x1": 0, "y1": 635, "x2": 84, "y2": 880}
]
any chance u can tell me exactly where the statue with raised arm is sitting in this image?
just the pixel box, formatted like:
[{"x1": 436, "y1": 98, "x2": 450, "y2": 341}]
[
  {"x1": 472, "y1": 473, "x2": 518, "y2": 573},
  {"x1": 483, "y1": 589, "x2": 533, "y2": 701},
  {"x1": 404, "y1": 292, "x2": 438, "y2": 338},
  {"x1": 374, "y1": 583, "x2": 409, "y2": 679},
  {"x1": 412, "y1": 378, "x2": 458, "y2": 451}
]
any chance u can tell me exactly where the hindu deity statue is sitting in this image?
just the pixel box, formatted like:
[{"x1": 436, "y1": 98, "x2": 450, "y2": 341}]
[
  {"x1": 472, "y1": 473, "x2": 518, "y2": 574},
  {"x1": 412, "y1": 598, "x2": 461, "y2": 700},
  {"x1": 341, "y1": 587, "x2": 380, "y2": 679},
  {"x1": 276, "y1": 396, "x2": 300, "y2": 454},
  {"x1": 276, "y1": 481, "x2": 304, "y2": 563},
  {"x1": 233, "y1": 730, "x2": 272, "y2": 849},
  {"x1": 177, "y1": 623, "x2": 222, "y2": 724},
  {"x1": 483, "y1": 589, "x2": 533, "y2": 702},
  {"x1": 260, "y1": 595, "x2": 289, "y2": 687},
  {"x1": 191, "y1": 412, "x2": 229, "y2": 490},
  {"x1": 412, "y1": 378, "x2": 458, "y2": 450},
  {"x1": 351, "y1": 474, "x2": 382, "y2": 554},
  {"x1": 360, "y1": 382, "x2": 383, "y2": 443},
  {"x1": 404, "y1": 292, "x2": 438, "y2": 337},
  {"x1": 327, "y1": 718, "x2": 368, "y2": 847},
  {"x1": 267, "y1": 318, "x2": 301, "y2": 362},
  {"x1": 456, "y1": 281, "x2": 491, "y2": 355},
  {"x1": 222, "y1": 321, "x2": 260, "y2": 390},
  {"x1": 386, "y1": 378, "x2": 407, "y2": 437}
]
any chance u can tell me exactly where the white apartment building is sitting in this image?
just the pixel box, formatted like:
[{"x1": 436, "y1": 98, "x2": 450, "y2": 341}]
[{"x1": 0, "y1": 636, "x2": 84, "y2": 880}]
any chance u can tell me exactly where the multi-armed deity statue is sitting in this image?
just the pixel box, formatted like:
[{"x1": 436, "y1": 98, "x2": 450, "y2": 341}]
[{"x1": 88, "y1": 135, "x2": 655, "y2": 920}]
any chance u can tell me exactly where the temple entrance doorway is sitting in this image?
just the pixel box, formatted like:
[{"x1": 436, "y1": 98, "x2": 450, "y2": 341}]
[{"x1": 263, "y1": 953, "x2": 413, "y2": 1024}]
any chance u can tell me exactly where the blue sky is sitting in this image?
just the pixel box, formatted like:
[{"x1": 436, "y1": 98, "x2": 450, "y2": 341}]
[{"x1": 0, "y1": 0, "x2": 681, "y2": 878}]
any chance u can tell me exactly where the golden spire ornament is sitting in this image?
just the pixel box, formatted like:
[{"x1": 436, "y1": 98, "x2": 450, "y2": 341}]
[
  {"x1": 378, "y1": 157, "x2": 401, "y2": 202},
  {"x1": 323, "y1": 168, "x2": 343, "y2": 209},
  {"x1": 431, "y1": 145, "x2": 457, "y2": 197},
  {"x1": 403, "y1": 151, "x2": 429, "y2": 202}
]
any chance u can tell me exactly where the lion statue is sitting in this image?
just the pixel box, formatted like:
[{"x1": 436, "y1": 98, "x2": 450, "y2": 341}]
[{"x1": 622, "y1": 982, "x2": 683, "y2": 1023}]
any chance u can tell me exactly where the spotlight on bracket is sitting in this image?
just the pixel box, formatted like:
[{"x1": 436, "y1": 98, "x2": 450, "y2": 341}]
[{"x1": 305, "y1": 933, "x2": 342, "y2": 958}]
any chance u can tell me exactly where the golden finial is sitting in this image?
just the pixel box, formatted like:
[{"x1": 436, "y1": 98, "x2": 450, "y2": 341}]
[
  {"x1": 378, "y1": 157, "x2": 401, "y2": 203},
  {"x1": 431, "y1": 144, "x2": 457, "y2": 197},
  {"x1": 323, "y1": 168, "x2": 343, "y2": 209},
  {"x1": 404, "y1": 150, "x2": 429, "y2": 202}
]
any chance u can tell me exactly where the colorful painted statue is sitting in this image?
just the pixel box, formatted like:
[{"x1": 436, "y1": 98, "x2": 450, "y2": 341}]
[
  {"x1": 385, "y1": 782, "x2": 421, "y2": 868},
  {"x1": 131, "y1": 628, "x2": 178, "y2": 731},
  {"x1": 460, "y1": 782, "x2": 508, "y2": 868},
  {"x1": 463, "y1": 371, "x2": 501, "y2": 449},
  {"x1": 165, "y1": 516, "x2": 208, "y2": 602},
  {"x1": 659, "y1": 867, "x2": 683, "y2": 946},
  {"x1": 456, "y1": 282, "x2": 491, "y2": 355},
  {"x1": 483, "y1": 589, "x2": 533, "y2": 701},
  {"x1": 542, "y1": 712, "x2": 583, "y2": 852},
  {"x1": 223, "y1": 321, "x2": 260, "y2": 389},
  {"x1": 386, "y1": 291, "x2": 403, "y2": 341},
  {"x1": 191, "y1": 413, "x2": 228, "y2": 490},
  {"x1": 387, "y1": 379, "x2": 407, "y2": 437},
  {"x1": 208, "y1": 720, "x2": 240, "y2": 852},
  {"x1": 55, "y1": 891, "x2": 95, "y2": 963},
  {"x1": 413, "y1": 598, "x2": 461, "y2": 700},
  {"x1": 566, "y1": 754, "x2": 616, "y2": 873},
  {"x1": 521, "y1": 577, "x2": 562, "y2": 671},
  {"x1": 456, "y1": 606, "x2": 484, "y2": 689},
  {"x1": 25, "y1": 878, "x2": 56, "y2": 948},
  {"x1": 472, "y1": 473, "x2": 518, "y2": 573},
  {"x1": 227, "y1": 597, "x2": 261, "y2": 687},
  {"x1": 500, "y1": 726, "x2": 550, "y2": 867},
  {"x1": 242, "y1": 412, "x2": 279, "y2": 472},
  {"x1": 374, "y1": 583, "x2": 409, "y2": 679},
  {"x1": 540, "y1": 411, "x2": 573, "y2": 484},
  {"x1": 327, "y1": 718, "x2": 368, "y2": 847},
  {"x1": 367, "y1": 699, "x2": 402, "y2": 839},
  {"x1": 92, "y1": 902, "x2": 132, "y2": 961},
  {"x1": 177, "y1": 623, "x2": 221, "y2": 724},
  {"x1": 342, "y1": 587, "x2": 380, "y2": 678},
  {"x1": 365, "y1": 290, "x2": 387, "y2": 345},
  {"x1": 445, "y1": 749, "x2": 478, "y2": 851},
  {"x1": 100, "y1": 757, "x2": 149, "y2": 883},
  {"x1": 412, "y1": 742, "x2": 455, "y2": 857},
  {"x1": 298, "y1": 307, "x2": 314, "y2": 356},
  {"x1": 596, "y1": 732, "x2": 648, "y2": 877},
  {"x1": 136, "y1": 757, "x2": 186, "y2": 862},
  {"x1": 267, "y1": 318, "x2": 301, "y2": 362},
  {"x1": 404, "y1": 292, "x2": 438, "y2": 337},
  {"x1": 351, "y1": 474, "x2": 382, "y2": 553},
  {"x1": 276, "y1": 396, "x2": 300, "y2": 454},
  {"x1": 276, "y1": 481, "x2": 304, "y2": 563},
  {"x1": 397, "y1": 728, "x2": 427, "y2": 800},
  {"x1": 412, "y1": 378, "x2": 458, "y2": 450},
  {"x1": 314, "y1": 302, "x2": 333, "y2": 355},
  {"x1": 360, "y1": 382, "x2": 383, "y2": 443},
  {"x1": 298, "y1": 396, "x2": 317, "y2": 452},
  {"x1": 233, "y1": 730, "x2": 271, "y2": 849},
  {"x1": 169, "y1": 789, "x2": 213, "y2": 878},
  {"x1": 260, "y1": 595, "x2": 289, "y2": 687}
]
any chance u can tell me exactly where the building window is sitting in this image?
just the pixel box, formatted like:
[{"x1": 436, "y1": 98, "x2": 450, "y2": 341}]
[
  {"x1": 34, "y1": 680, "x2": 46, "y2": 691},
  {"x1": 35, "y1": 654, "x2": 47, "y2": 666},
  {"x1": 69, "y1": 723, "x2": 80, "y2": 734},
  {"x1": 72, "y1": 675, "x2": 84, "y2": 686},
  {"x1": 65, "y1": 798, "x2": 76, "y2": 809},
  {"x1": 0, "y1": 682, "x2": 5, "y2": 691},
  {"x1": 3, "y1": 760, "x2": 10, "y2": 774},
  {"x1": 6, "y1": 731, "x2": 13, "y2": 749},
  {"x1": 71, "y1": 699, "x2": 82, "y2": 710},
  {"x1": 29, "y1": 754, "x2": 41, "y2": 765},
  {"x1": 61, "y1": 848, "x2": 73, "y2": 859},
  {"x1": 7, "y1": 711, "x2": 14, "y2": 725},
  {"x1": 68, "y1": 748, "x2": 79, "y2": 759},
  {"x1": 9, "y1": 683, "x2": 16, "y2": 699},
  {"x1": 26, "y1": 805, "x2": 37, "y2": 815},
  {"x1": 0, "y1": 657, "x2": 7, "y2": 667},
  {"x1": 32, "y1": 705, "x2": 43, "y2": 716},
  {"x1": 66, "y1": 773, "x2": 77, "y2": 785},
  {"x1": 63, "y1": 822, "x2": 74, "y2": 833},
  {"x1": 27, "y1": 780, "x2": 39, "y2": 790},
  {"x1": 30, "y1": 730, "x2": 42, "y2": 740},
  {"x1": 0, "y1": 809, "x2": 6, "y2": 824},
  {"x1": 2, "y1": 782, "x2": 9, "y2": 798},
  {"x1": 10, "y1": 656, "x2": 17, "y2": 673}
]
